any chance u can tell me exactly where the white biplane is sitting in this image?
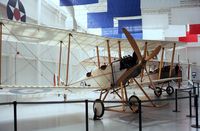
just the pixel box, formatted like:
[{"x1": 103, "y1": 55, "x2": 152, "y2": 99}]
[{"x1": 0, "y1": 19, "x2": 185, "y2": 119}]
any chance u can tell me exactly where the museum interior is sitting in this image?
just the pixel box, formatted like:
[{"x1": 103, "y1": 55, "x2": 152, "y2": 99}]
[{"x1": 0, "y1": 0, "x2": 200, "y2": 131}]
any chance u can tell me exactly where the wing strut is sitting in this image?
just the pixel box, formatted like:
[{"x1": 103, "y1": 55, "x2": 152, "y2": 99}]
[
  {"x1": 58, "y1": 41, "x2": 63, "y2": 86},
  {"x1": 118, "y1": 41, "x2": 122, "y2": 59},
  {"x1": 66, "y1": 33, "x2": 72, "y2": 86},
  {"x1": 158, "y1": 47, "x2": 165, "y2": 79},
  {"x1": 141, "y1": 42, "x2": 148, "y2": 82},
  {"x1": 96, "y1": 46, "x2": 100, "y2": 68},
  {"x1": 107, "y1": 40, "x2": 112, "y2": 65},
  {"x1": 169, "y1": 43, "x2": 176, "y2": 77}
]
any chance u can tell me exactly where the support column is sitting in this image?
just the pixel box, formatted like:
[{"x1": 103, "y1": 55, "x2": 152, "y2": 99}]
[
  {"x1": 66, "y1": 33, "x2": 72, "y2": 86},
  {"x1": 188, "y1": 59, "x2": 190, "y2": 80},
  {"x1": 0, "y1": 22, "x2": 2, "y2": 85},
  {"x1": 107, "y1": 40, "x2": 111, "y2": 65},
  {"x1": 169, "y1": 43, "x2": 176, "y2": 77}
]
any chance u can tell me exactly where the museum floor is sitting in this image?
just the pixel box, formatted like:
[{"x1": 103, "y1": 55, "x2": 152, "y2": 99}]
[{"x1": 0, "y1": 84, "x2": 199, "y2": 131}]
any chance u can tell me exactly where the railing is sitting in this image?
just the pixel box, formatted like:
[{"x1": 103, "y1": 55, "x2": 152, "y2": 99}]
[
  {"x1": 0, "y1": 84, "x2": 200, "y2": 131},
  {"x1": 1, "y1": 100, "x2": 89, "y2": 131}
]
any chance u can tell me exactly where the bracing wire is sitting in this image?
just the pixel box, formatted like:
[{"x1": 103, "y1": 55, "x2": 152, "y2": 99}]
[
  {"x1": 1, "y1": 24, "x2": 70, "y2": 85},
  {"x1": 3, "y1": 24, "x2": 56, "y2": 76},
  {"x1": 71, "y1": 36, "x2": 113, "y2": 84},
  {"x1": 2, "y1": 41, "x2": 53, "y2": 84},
  {"x1": 62, "y1": 42, "x2": 106, "y2": 88}
]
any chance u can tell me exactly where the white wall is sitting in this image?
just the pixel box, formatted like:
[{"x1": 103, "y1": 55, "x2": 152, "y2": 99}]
[
  {"x1": 141, "y1": 0, "x2": 180, "y2": 9},
  {"x1": 171, "y1": 7, "x2": 200, "y2": 25},
  {"x1": 164, "y1": 25, "x2": 186, "y2": 37},
  {"x1": 141, "y1": 0, "x2": 200, "y2": 40}
]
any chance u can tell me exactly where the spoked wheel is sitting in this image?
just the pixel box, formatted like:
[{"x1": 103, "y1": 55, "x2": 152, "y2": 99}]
[
  {"x1": 154, "y1": 87, "x2": 162, "y2": 97},
  {"x1": 93, "y1": 99, "x2": 104, "y2": 120},
  {"x1": 128, "y1": 95, "x2": 140, "y2": 112},
  {"x1": 166, "y1": 86, "x2": 174, "y2": 95}
]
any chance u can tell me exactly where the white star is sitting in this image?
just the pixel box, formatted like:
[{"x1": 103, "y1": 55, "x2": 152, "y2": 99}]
[{"x1": 8, "y1": 0, "x2": 25, "y2": 21}]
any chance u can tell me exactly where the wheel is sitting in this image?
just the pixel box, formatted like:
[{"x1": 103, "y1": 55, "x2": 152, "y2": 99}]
[
  {"x1": 93, "y1": 99, "x2": 104, "y2": 119},
  {"x1": 166, "y1": 86, "x2": 174, "y2": 95},
  {"x1": 154, "y1": 87, "x2": 162, "y2": 97},
  {"x1": 128, "y1": 95, "x2": 140, "y2": 112}
]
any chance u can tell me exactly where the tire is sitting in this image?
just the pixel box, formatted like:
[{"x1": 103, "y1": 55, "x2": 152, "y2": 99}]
[
  {"x1": 166, "y1": 86, "x2": 174, "y2": 95},
  {"x1": 93, "y1": 99, "x2": 104, "y2": 119},
  {"x1": 154, "y1": 87, "x2": 162, "y2": 97},
  {"x1": 128, "y1": 95, "x2": 140, "y2": 112}
]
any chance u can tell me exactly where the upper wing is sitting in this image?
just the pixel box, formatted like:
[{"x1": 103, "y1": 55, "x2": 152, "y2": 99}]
[
  {"x1": 1, "y1": 19, "x2": 186, "y2": 52},
  {"x1": 1, "y1": 19, "x2": 187, "y2": 87}
]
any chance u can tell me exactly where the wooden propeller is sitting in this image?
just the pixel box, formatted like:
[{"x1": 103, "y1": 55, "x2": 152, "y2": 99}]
[
  {"x1": 119, "y1": 28, "x2": 161, "y2": 85},
  {"x1": 122, "y1": 28, "x2": 142, "y2": 61},
  {"x1": 122, "y1": 28, "x2": 161, "y2": 63},
  {"x1": 145, "y1": 45, "x2": 161, "y2": 61},
  {"x1": 141, "y1": 42, "x2": 148, "y2": 82}
]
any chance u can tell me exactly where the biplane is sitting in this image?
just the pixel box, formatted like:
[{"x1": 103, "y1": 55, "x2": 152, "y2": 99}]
[
  {"x1": 69, "y1": 28, "x2": 184, "y2": 119},
  {"x1": 0, "y1": 19, "x2": 185, "y2": 119}
]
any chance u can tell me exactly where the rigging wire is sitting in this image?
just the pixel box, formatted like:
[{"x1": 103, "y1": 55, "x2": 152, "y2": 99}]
[
  {"x1": 62, "y1": 42, "x2": 107, "y2": 88},
  {"x1": 1, "y1": 24, "x2": 69, "y2": 85},
  {"x1": 71, "y1": 36, "x2": 113, "y2": 84},
  {"x1": 3, "y1": 24, "x2": 56, "y2": 76},
  {"x1": 2, "y1": 41, "x2": 53, "y2": 84}
]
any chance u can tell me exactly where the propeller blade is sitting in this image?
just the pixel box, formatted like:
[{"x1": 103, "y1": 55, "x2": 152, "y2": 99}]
[
  {"x1": 122, "y1": 28, "x2": 142, "y2": 60},
  {"x1": 145, "y1": 45, "x2": 161, "y2": 61},
  {"x1": 140, "y1": 42, "x2": 148, "y2": 82},
  {"x1": 143, "y1": 42, "x2": 148, "y2": 58},
  {"x1": 117, "y1": 64, "x2": 140, "y2": 85}
]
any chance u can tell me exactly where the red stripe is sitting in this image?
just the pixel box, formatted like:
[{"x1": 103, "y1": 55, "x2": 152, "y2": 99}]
[
  {"x1": 189, "y1": 24, "x2": 200, "y2": 34},
  {"x1": 179, "y1": 32, "x2": 198, "y2": 42}
]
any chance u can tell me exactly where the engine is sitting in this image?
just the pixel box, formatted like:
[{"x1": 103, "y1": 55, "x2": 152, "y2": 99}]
[{"x1": 120, "y1": 52, "x2": 138, "y2": 70}]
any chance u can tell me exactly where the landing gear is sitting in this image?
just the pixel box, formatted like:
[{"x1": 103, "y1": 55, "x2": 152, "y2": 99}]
[
  {"x1": 93, "y1": 99, "x2": 104, "y2": 120},
  {"x1": 166, "y1": 86, "x2": 174, "y2": 95},
  {"x1": 154, "y1": 87, "x2": 162, "y2": 97},
  {"x1": 128, "y1": 95, "x2": 139, "y2": 112}
]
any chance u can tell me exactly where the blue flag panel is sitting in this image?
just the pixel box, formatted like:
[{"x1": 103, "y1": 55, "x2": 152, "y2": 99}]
[
  {"x1": 60, "y1": 0, "x2": 98, "y2": 6},
  {"x1": 108, "y1": 0, "x2": 141, "y2": 17},
  {"x1": 118, "y1": 19, "x2": 142, "y2": 34},
  {"x1": 102, "y1": 28, "x2": 122, "y2": 38},
  {"x1": 121, "y1": 33, "x2": 143, "y2": 40},
  {"x1": 60, "y1": 0, "x2": 143, "y2": 39},
  {"x1": 87, "y1": 0, "x2": 141, "y2": 28},
  {"x1": 87, "y1": 12, "x2": 113, "y2": 28}
]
